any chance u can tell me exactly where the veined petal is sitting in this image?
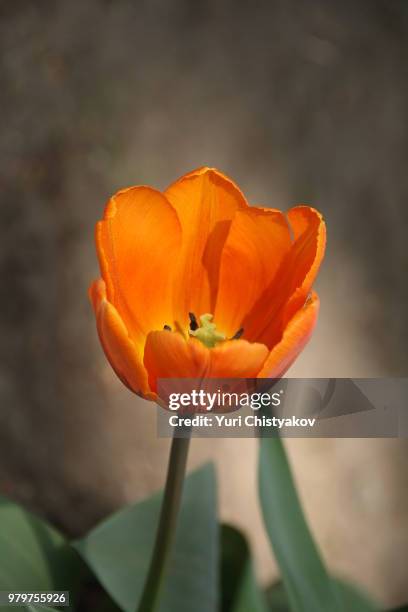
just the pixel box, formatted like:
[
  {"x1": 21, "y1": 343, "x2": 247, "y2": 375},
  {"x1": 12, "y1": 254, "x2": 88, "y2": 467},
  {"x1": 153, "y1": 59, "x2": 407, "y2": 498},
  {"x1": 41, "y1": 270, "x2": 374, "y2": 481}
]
[
  {"x1": 165, "y1": 167, "x2": 248, "y2": 325},
  {"x1": 257, "y1": 291, "x2": 320, "y2": 379},
  {"x1": 214, "y1": 207, "x2": 292, "y2": 336},
  {"x1": 282, "y1": 206, "x2": 326, "y2": 324},
  {"x1": 143, "y1": 330, "x2": 209, "y2": 393},
  {"x1": 244, "y1": 205, "x2": 325, "y2": 348},
  {"x1": 89, "y1": 279, "x2": 151, "y2": 397},
  {"x1": 96, "y1": 186, "x2": 181, "y2": 353},
  {"x1": 208, "y1": 339, "x2": 269, "y2": 378}
]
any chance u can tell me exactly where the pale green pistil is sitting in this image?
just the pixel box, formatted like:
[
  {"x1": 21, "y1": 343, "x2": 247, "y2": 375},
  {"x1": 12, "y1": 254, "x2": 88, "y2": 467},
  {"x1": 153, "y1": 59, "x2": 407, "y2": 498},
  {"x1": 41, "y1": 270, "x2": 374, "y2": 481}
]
[{"x1": 189, "y1": 313, "x2": 226, "y2": 348}]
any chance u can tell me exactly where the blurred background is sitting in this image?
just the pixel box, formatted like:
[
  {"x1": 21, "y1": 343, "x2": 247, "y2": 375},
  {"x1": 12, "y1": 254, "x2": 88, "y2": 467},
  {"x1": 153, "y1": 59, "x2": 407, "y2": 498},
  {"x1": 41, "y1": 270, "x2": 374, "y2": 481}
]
[{"x1": 1, "y1": 0, "x2": 407, "y2": 608}]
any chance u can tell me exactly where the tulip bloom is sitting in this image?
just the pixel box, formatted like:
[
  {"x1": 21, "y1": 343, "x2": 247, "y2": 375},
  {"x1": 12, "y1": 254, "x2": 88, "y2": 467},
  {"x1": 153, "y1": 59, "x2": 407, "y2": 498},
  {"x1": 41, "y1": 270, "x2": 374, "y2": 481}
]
[{"x1": 89, "y1": 167, "x2": 325, "y2": 400}]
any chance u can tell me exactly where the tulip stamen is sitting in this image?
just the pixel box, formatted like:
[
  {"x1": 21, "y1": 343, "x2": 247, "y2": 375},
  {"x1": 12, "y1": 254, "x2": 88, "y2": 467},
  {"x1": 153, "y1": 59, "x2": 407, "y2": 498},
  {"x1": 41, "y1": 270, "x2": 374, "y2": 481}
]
[
  {"x1": 231, "y1": 327, "x2": 244, "y2": 340},
  {"x1": 188, "y1": 312, "x2": 199, "y2": 331},
  {"x1": 163, "y1": 325, "x2": 172, "y2": 331},
  {"x1": 189, "y1": 313, "x2": 226, "y2": 348}
]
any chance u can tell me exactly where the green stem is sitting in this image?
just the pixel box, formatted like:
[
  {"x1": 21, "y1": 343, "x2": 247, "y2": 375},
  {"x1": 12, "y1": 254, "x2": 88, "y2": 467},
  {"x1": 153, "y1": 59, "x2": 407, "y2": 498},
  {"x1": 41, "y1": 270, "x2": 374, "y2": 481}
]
[{"x1": 137, "y1": 427, "x2": 191, "y2": 612}]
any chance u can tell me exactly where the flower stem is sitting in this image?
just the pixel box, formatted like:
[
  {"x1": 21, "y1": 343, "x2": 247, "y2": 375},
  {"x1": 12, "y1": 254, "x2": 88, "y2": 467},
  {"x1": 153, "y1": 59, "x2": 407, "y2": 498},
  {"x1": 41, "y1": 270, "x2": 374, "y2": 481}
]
[{"x1": 137, "y1": 427, "x2": 191, "y2": 612}]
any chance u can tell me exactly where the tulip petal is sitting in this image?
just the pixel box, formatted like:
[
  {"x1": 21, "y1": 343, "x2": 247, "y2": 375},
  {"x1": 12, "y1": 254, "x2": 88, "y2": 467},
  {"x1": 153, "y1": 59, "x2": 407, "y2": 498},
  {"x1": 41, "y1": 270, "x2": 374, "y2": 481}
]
[
  {"x1": 208, "y1": 339, "x2": 269, "y2": 378},
  {"x1": 89, "y1": 279, "x2": 151, "y2": 397},
  {"x1": 257, "y1": 291, "x2": 320, "y2": 379},
  {"x1": 89, "y1": 277, "x2": 106, "y2": 312},
  {"x1": 214, "y1": 207, "x2": 292, "y2": 336},
  {"x1": 143, "y1": 327, "x2": 268, "y2": 391},
  {"x1": 244, "y1": 206, "x2": 325, "y2": 348},
  {"x1": 283, "y1": 206, "x2": 326, "y2": 323},
  {"x1": 143, "y1": 330, "x2": 210, "y2": 393},
  {"x1": 165, "y1": 167, "x2": 248, "y2": 325},
  {"x1": 96, "y1": 186, "x2": 181, "y2": 352}
]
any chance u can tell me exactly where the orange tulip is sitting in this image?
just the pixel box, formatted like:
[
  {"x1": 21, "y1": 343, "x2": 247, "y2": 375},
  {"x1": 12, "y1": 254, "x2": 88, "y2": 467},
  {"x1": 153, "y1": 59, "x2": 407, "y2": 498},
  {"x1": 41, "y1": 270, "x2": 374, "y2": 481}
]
[{"x1": 89, "y1": 167, "x2": 326, "y2": 400}]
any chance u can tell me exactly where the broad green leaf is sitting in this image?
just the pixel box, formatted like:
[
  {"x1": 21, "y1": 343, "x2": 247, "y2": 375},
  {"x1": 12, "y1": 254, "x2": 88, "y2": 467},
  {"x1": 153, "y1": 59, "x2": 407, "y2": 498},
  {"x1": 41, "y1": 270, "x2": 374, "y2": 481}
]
[
  {"x1": 333, "y1": 578, "x2": 378, "y2": 610},
  {"x1": 219, "y1": 524, "x2": 268, "y2": 612},
  {"x1": 74, "y1": 463, "x2": 218, "y2": 612},
  {"x1": 266, "y1": 581, "x2": 289, "y2": 611},
  {"x1": 0, "y1": 496, "x2": 84, "y2": 610},
  {"x1": 266, "y1": 579, "x2": 378, "y2": 612},
  {"x1": 259, "y1": 436, "x2": 376, "y2": 612}
]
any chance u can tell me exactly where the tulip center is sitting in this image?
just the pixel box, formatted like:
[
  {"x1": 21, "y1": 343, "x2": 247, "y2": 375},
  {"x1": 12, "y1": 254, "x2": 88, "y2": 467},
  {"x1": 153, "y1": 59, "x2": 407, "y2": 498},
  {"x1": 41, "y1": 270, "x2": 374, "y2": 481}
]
[{"x1": 189, "y1": 313, "x2": 226, "y2": 348}]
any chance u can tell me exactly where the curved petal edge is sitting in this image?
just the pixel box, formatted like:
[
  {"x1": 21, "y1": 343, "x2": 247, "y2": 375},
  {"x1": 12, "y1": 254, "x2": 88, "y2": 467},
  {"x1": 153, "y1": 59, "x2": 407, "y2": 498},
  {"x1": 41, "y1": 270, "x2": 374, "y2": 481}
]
[
  {"x1": 89, "y1": 279, "x2": 152, "y2": 399},
  {"x1": 257, "y1": 291, "x2": 320, "y2": 379}
]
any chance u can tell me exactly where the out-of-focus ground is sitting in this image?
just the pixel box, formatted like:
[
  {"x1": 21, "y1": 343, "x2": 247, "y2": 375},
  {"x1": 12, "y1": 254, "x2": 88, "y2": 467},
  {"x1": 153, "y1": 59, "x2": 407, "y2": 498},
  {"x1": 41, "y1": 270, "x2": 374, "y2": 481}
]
[{"x1": 1, "y1": 0, "x2": 408, "y2": 607}]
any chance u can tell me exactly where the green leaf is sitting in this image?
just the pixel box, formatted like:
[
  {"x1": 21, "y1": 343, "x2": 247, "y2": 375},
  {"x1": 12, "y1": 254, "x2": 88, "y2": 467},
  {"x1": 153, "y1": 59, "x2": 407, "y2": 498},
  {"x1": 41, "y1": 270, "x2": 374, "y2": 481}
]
[
  {"x1": 266, "y1": 582, "x2": 289, "y2": 611},
  {"x1": 333, "y1": 578, "x2": 378, "y2": 610},
  {"x1": 74, "y1": 463, "x2": 218, "y2": 612},
  {"x1": 258, "y1": 436, "x2": 376, "y2": 612},
  {"x1": 219, "y1": 524, "x2": 268, "y2": 612},
  {"x1": 0, "y1": 496, "x2": 84, "y2": 610},
  {"x1": 266, "y1": 579, "x2": 378, "y2": 612}
]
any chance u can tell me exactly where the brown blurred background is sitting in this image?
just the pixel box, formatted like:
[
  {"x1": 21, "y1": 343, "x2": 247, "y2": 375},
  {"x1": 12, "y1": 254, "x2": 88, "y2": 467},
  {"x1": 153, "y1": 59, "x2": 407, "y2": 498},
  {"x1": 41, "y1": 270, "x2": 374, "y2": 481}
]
[{"x1": 1, "y1": 0, "x2": 408, "y2": 608}]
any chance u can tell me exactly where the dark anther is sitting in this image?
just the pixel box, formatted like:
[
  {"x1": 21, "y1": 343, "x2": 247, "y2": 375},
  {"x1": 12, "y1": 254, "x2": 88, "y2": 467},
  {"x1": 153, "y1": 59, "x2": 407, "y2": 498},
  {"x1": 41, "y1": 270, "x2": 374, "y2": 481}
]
[
  {"x1": 231, "y1": 327, "x2": 244, "y2": 340},
  {"x1": 189, "y1": 312, "x2": 199, "y2": 331},
  {"x1": 163, "y1": 325, "x2": 172, "y2": 331}
]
